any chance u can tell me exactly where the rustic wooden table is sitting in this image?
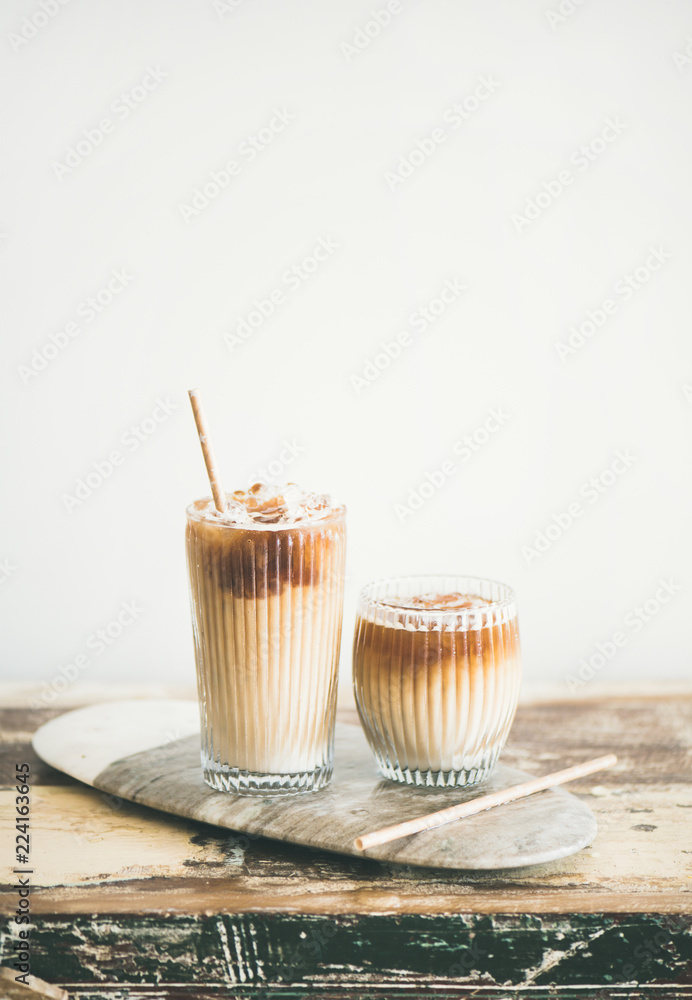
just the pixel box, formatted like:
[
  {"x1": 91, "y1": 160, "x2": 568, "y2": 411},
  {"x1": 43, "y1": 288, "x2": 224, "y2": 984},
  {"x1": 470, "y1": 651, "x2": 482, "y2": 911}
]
[{"x1": 1, "y1": 683, "x2": 690, "y2": 999}]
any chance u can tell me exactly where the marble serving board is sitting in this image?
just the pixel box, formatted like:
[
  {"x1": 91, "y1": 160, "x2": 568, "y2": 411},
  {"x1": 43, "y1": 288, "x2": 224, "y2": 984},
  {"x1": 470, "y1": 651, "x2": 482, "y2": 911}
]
[{"x1": 32, "y1": 700, "x2": 598, "y2": 870}]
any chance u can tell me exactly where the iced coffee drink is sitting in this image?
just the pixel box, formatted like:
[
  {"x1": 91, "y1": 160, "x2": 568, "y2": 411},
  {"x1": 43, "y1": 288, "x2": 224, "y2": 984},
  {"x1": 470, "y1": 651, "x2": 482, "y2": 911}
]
[
  {"x1": 186, "y1": 483, "x2": 346, "y2": 794},
  {"x1": 353, "y1": 575, "x2": 521, "y2": 787}
]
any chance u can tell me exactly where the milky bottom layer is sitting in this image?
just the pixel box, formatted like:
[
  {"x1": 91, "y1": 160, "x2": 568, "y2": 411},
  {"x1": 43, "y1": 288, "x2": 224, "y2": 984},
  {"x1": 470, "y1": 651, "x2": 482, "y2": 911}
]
[
  {"x1": 353, "y1": 617, "x2": 521, "y2": 783},
  {"x1": 186, "y1": 528, "x2": 345, "y2": 786}
]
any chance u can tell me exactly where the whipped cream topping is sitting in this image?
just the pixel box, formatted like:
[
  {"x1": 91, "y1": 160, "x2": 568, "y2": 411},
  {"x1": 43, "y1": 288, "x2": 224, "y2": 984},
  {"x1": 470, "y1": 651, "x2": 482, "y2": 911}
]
[
  {"x1": 379, "y1": 592, "x2": 492, "y2": 611},
  {"x1": 199, "y1": 482, "x2": 340, "y2": 526}
]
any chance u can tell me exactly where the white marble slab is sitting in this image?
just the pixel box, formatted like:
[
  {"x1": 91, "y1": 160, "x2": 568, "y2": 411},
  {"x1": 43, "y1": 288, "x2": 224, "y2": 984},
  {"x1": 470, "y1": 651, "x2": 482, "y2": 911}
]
[
  {"x1": 32, "y1": 700, "x2": 598, "y2": 870},
  {"x1": 33, "y1": 699, "x2": 200, "y2": 785}
]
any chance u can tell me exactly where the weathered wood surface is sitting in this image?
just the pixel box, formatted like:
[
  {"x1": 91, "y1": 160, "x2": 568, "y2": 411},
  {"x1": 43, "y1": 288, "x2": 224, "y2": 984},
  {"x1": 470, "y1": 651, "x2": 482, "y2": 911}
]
[
  {"x1": 0, "y1": 968, "x2": 68, "y2": 1000},
  {"x1": 0, "y1": 684, "x2": 691, "y2": 997},
  {"x1": 30, "y1": 700, "x2": 598, "y2": 870}
]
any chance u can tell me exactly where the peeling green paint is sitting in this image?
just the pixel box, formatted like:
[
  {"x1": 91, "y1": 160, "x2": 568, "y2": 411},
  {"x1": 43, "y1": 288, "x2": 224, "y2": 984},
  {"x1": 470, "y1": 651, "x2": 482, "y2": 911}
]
[{"x1": 5, "y1": 912, "x2": 689, "y2": 992}]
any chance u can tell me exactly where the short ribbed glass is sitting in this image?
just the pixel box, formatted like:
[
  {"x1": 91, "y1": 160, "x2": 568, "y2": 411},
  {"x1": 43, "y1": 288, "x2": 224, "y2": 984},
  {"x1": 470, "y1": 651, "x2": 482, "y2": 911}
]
[
  {"x1": 353, "y1": 575, "x2": 521, "y2": 788},
  {"x1": 186, "y1": 500, "x2": 346, "y2": 795}
]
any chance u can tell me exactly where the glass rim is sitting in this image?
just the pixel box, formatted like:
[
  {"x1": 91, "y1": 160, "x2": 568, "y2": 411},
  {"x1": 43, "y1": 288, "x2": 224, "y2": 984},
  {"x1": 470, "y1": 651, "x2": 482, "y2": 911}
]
[{"x1": 357, "y1": 573, "x2": 517, "y2": 617}]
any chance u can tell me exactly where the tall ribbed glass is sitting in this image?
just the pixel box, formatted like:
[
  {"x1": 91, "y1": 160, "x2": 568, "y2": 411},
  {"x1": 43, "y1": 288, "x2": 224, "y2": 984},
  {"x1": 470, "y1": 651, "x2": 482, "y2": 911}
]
[
  {"x1": 353, "y1": 575, "x2": 521, "y2": 787},
  {"x1": 186, "y1": 501, "x2": 346, "y2": 794}
]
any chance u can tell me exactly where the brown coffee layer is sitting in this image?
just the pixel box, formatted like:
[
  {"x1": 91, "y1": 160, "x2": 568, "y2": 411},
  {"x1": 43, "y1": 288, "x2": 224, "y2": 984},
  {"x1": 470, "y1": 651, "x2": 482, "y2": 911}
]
[
  {"x1": 354, "y1": 616, "x2": 519, "y2": 677},
  {"x1": 186, "y1": 502, "x2": 345, "y2": 599},
  {"x1": 353, "y1": 612, "x2": 521, "y2": 775}
]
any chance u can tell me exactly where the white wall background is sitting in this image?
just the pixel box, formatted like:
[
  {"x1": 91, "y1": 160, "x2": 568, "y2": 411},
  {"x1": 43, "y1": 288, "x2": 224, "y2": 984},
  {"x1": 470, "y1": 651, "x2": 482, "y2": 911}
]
[{"x1": 2, "y1": 0, "x2": 691, "y2": 702}]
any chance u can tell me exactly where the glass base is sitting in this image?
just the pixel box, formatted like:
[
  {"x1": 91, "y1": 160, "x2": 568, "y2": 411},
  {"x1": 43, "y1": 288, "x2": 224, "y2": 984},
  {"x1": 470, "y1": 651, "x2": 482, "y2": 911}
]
[
  {"x1": 374, "y1": 749, "x2": 500, "y2": 788},
  {"x1": 202, "y1": 757, "x2": 333, "y2": 795}
]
